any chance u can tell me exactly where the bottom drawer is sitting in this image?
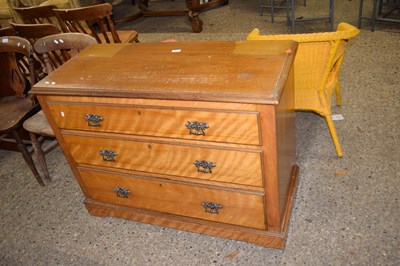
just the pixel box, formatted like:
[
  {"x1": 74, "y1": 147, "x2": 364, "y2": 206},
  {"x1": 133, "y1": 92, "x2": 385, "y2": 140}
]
[{"x1": 79, "y1": 169, "x2": 266, "y2": 230}]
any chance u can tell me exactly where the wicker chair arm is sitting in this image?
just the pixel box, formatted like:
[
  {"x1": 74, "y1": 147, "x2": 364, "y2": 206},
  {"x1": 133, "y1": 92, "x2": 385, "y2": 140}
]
[{"x1": 247, "y1": 22, "x2": 359, "y2": 43}]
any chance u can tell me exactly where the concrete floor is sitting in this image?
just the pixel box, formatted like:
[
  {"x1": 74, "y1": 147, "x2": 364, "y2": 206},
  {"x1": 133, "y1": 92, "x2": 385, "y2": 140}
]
[{"x1": 1, "y1": 0, "x2": 399, "y2": 265}]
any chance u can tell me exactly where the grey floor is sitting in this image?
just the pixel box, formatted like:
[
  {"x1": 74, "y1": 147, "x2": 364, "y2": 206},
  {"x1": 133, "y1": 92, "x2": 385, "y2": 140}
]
[{"x1": 1, "y1": 0, "x2": 399, "y2": 265}]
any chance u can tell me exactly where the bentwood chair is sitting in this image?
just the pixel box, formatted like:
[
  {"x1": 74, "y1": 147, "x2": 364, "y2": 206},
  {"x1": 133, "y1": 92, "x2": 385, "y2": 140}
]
[
  {"x1": 23, "y1": 32, "x2": 97, "y2": 182},
  {"x1": 247, "y1": 22, "x2": 360, "y2": 157},
  {"x1": 0, "y1": 36, "x2": 43, "y2": 185},
  {"x1": 53, "y1": 3, "x2": 139, "y2": 43}
]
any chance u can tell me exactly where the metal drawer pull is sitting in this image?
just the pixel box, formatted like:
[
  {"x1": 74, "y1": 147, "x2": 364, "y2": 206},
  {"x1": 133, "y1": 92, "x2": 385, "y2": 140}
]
[
  {"x1": 194, "y1": 160, "x2": 216, "y2": 174},
  {"x1": 100, "y1": 149, "x2": 117, "y2": 161},
  {"x1": 185, "y1": 121, "x2": 209, "y2": 136},
  {"x1": 202, "y1": 201, "x2": 222, "y2": 214},
  {"x1": 114, "y1": 187, "x2": 130, "y2": 198},
  {"x1": 85, "y1": 114, "x2": 104, "y2": 127}
]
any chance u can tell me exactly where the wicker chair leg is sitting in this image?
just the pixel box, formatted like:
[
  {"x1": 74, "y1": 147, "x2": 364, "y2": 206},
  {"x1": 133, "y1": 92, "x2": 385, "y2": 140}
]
[
  {"x1": 325, "y1": 115, "x2": 343, "y2": 157},
  {"x1": 335, "y1": 81, "x2": 342, "y2": 106}
]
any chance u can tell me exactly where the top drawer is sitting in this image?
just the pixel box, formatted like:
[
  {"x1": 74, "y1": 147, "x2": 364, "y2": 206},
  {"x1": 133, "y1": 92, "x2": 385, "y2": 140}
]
[{"x1": 47, "y1": 103, "x2": 261, "y2": 145}]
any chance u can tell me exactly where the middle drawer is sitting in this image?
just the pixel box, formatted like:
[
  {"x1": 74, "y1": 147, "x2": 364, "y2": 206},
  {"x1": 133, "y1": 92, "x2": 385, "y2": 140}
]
[{"x1": 63, "y1": 133, "x2": 263, "y2": 187}]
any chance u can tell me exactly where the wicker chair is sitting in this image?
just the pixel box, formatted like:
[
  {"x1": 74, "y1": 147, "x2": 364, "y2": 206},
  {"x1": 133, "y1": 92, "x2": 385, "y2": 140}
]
[{"x1": 246, "y1": 22, "x2": 359, "y2": 157}]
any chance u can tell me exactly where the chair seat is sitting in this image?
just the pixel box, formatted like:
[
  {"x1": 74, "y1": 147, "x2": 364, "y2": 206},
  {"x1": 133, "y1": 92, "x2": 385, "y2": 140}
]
[
  {"x1": 98, "y1": 30, "x2": 139, "y2": 44},
  {"x1": 117, "y1": 30, "x2": 139, "y2": 43},
  {"x1": 0, "y1": 96, "x2": 39, "y2": 132},
  {"x1": 23, "y1": 110, "x2": 54, "y2": 136}
]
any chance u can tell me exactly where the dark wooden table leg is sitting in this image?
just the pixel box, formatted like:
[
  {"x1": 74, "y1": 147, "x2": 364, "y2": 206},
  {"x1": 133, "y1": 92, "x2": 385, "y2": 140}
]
[
  {"x1": 186, "y1": 0, "x2": 228, "y2": 33},
  {"x1": 186, "y1": 0, "x2": 202, "y2": 32},
  {"x1": 116, "y1": 0, "x2": 229, "y2": 33},
  {"x1": 188, "y1": 10, "x2": 203, "y2": 33}
]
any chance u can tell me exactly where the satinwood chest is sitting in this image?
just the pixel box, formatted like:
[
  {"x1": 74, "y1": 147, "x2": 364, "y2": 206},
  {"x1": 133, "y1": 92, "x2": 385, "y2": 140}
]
[{"x1": 31, "y1": 40, "x2": 299, "y2": 249}]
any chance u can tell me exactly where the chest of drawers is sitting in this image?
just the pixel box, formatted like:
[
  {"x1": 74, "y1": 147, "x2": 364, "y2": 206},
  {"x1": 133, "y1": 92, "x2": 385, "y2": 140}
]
[{"x1": 31, "y1": 40, "x2": 299, "y2": 249}]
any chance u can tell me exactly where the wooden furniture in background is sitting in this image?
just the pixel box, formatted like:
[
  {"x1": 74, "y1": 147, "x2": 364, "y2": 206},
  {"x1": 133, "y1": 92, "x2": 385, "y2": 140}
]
[
  {"x1": 116, "y1": 0, "x2": 229, "y2": 33},
  {"x1": 0, "y1": 25, "x2": 16, "y2": 36},
  {"x1": 54, "y1": 3, "x2": 139, "y2": 44},
  {"x1": 12, "y1": 5, "x2": 58, "y2": 25},
  {"x1": 9, "y1": 21, "x2": 60, "y2": 79},
  {"x1": 247, "y1": 22, "x2": 360, "y2": 157},
  {"x1": 23, "y1": 32, "x2": 97, "y2": 182},
  {"x1": 5, "y1": 0, "x2": 92, "y2": 26},
  {"x1": 0, "y1": 36, "x2": 42, "y2": 185},
  {"x1": 9, "y1": 21, "x2": 60, "y2": 43},
  {"x1": 31, "y1": 40, "x2": 299, "y2": 248}
]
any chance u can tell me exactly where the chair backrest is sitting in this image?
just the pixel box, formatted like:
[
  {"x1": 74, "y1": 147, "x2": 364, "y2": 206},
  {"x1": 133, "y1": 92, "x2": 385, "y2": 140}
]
[
  {"x1": 33, "y1": 32, "x2": 97, "y2": 73},
  {"x1": 0, "y1": 36, "x2": 35, "y2": 98},
  {"x1": 9, "y1": 21, "x2": 61, "y2": 79},
  {"x1": 246, "y1": 22, "x2": 360, "y2": 101},
  {"x1": 0, "y1": 27, "x2": 17, "y2": 37},
  {"x1": 12, "y1": 5, "x2": 58, "y2": 25},
  {"x1": 53, "y1": 3, "x2": 121, "y2": 44},
  {"x1": 9, "y1": 20, "x2": 60, "y2": 44}
]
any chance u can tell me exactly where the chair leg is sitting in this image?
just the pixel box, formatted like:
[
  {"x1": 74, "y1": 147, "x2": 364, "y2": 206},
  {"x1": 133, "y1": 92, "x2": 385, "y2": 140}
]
[
  {"x1": 358, "y1": 0, "x2": 364, "y2": 28},
  {"x1": 29, "y1": 132, "x2": 51, "y2": 182},
  {"x1": 325, "y1": 115, "x2": 343, "y2": 157},
  {"x1": 290, "y1": 0, "x2": 295, "y2": 32},
  {"x1": 329, "y1": 0, "x2": 334, "y2": 31},
  {"x1": 12, "y1": 130, "x2": 45, "y2": 186},
  {"x1": 372, "y1": 0, "x2": 378, "y2": 31},
  {"x1": 271, "y1": 0, "x2": 275, "y2": 23}
]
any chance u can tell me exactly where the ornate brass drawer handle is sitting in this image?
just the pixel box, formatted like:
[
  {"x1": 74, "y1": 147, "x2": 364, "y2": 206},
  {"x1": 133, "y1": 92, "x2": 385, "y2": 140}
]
[
  {"x1": 185, "y1": 121, "x2": 209, "y2": 136},
  {"x1": 194, "y1": 160, "x2": 216, "y2": 174},
  {"x1": 202, "y1": 201, "x2": 222, "y2": 214},
  {"x1": 100, "y1": 149, "x2": 117, "y2": 161},
  {"x1": 114, "y1": 187, "x2": 130, "y2": 198},
  {"x1": 85, "y1": 114, "x2": 104, "y2": 127}
]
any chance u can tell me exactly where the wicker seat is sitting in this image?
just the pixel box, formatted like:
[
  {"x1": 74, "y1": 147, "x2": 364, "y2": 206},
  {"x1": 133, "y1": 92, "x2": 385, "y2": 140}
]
[{"x1": 246, "y1": 22, "x2": 360, "y2": 157}]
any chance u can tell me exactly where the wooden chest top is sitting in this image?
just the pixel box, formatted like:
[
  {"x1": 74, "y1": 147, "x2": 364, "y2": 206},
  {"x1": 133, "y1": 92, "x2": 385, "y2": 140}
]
[{"x1": 31, "y1": 40, "x2": 297, "y2": 104}]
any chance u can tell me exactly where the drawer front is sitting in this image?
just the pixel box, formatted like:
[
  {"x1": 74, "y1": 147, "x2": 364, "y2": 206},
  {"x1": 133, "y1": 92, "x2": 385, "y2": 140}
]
[
  {"x1": 79, "y1": 169, "x2": 266, "y2": 230},
  {"x1": 48, "y1": 103, "x2": 261, "y2": 145},
  {"x1": 63, "y1": 134, "x2": 263, "y2": 187}
]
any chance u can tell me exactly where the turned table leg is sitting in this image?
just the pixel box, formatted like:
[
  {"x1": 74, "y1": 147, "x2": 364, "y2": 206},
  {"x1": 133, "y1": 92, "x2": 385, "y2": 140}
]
[
  {"x1": 188, "y1": 10, "x2": 203, "y2": 33},
  {"x1": 186, "y1": 0, "x2": 203, "y2": 33},
  {"x1": 186, "y1": 0, "x2": 228, "y2": 33}
]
